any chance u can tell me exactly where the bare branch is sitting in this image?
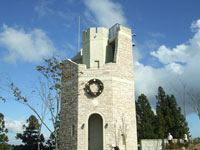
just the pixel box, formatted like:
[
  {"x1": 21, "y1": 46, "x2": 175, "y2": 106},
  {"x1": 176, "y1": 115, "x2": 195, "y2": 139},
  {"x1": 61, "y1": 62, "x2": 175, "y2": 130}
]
[
  {"x1": 1, "y1": 57, "x2": 64, "y2": 150},
  {"x1": 188, "y1": 90, "x2": 200, "y2": 119},
  {"x1": 119, "y1": 114, "x2": 128, "y2": 150}
]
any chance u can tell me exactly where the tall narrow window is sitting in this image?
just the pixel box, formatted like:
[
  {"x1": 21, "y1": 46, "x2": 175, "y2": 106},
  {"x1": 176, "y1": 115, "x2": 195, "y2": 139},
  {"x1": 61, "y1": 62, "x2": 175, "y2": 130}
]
[
  {"x1": 71, "y1": 125, "x2": 75, "y2": 136},
  {"x1": 106, "y1": 39, "x2": 115, "y2": 63}
]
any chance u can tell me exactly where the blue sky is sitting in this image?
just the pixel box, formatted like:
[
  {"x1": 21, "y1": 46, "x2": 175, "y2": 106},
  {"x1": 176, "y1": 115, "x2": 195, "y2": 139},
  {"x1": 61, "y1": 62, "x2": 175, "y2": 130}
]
[{"x1": 0, "y1": 0, "x2": 200, "y2": 144}]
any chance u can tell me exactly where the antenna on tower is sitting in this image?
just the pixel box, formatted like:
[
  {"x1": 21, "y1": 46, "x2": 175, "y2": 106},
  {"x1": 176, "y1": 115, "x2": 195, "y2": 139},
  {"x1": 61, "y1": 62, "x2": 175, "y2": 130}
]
[{"x1": 78, "y1": 16, "x2": 80, "y2": 51}]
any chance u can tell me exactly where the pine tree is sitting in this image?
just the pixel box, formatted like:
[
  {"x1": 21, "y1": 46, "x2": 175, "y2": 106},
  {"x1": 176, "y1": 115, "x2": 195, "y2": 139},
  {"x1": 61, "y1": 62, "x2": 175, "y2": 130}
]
[
  {"x1": 169, "y1": 95, "x2": 189, "y2": 138},
  {"x1": 155, "y1": 86, "x2": 189, "y2": 139},
  {"x1": 16, "y1": 115, "x2": 45, "y2": 150},
  {"x1": 136, "y1": 94, "x2": 157, "y2": 140},
  {"x1": 0, "y1": 113, "x2": 8, "y2": 145},
  {"x1": 155, "y1": 109, "x2": 165, "y2": 138},
  {"x1": 0, "y1": 113, "x2": 13, "y2": 150}
]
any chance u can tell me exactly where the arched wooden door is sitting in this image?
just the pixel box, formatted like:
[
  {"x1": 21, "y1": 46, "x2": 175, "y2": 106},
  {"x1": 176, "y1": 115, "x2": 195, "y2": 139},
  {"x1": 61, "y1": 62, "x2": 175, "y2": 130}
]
[{"x1": 88, "y1": 114, "x2": 103, "y2": 150}]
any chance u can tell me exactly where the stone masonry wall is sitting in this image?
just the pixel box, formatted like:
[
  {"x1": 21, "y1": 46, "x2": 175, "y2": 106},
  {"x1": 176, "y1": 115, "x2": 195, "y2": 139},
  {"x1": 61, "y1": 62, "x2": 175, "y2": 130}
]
[
  {"x1": 60, "y1": 25, "x2": 137, "y2": 150},
  {"x1": 60, "y1": 60, "x2": 79, "y2": 150},
  {"x1": 140, "y1": 139, "x2": 183, "y2": 150}
]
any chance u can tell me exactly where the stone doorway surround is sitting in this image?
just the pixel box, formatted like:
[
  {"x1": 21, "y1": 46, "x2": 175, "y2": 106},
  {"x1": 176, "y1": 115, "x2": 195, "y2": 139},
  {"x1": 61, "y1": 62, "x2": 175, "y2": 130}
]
[{"x1": 86, "y1": 112, "x2": 106, "y2": 150}]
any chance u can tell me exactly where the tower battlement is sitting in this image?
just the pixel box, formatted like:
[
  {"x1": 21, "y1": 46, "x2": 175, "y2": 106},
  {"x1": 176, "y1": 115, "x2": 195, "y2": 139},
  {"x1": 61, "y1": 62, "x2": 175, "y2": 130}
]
[
  {"x1": 83, "y1": 27, "x2": 109, "y2": 42},
  {"x1": 82, "y1": 24, "x2": 133, "y2": 69},
  {"x1": 82, "y1": 27, "x2": 110, "y2": 69}
]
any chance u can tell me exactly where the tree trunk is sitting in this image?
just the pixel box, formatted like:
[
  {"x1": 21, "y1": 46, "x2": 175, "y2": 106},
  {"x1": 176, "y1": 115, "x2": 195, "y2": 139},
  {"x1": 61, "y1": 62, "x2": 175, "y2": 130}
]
[
  {"x1": 55, "y1": 137, "x2": 58, "y2": 150},
  {"x1": 38, "y1": 142, "x2": 40, "y2": 150}
]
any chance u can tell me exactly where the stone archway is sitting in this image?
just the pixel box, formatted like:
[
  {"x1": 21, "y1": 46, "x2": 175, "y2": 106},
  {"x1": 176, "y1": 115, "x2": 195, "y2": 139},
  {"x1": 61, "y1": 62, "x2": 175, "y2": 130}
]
[{"x1": 88, "y1": 113, "x2": 103, "y2": 150}]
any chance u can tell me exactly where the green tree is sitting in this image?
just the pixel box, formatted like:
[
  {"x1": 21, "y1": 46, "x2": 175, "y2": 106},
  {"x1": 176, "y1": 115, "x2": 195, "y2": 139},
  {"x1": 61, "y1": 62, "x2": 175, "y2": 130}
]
[
  {"x1": 136, "y1": 94, "x2": 157, "y2": 140},
  {"x1": 16, "y1": 115, "x2": 45, "y2": 150},
  {"x1": 0, "y1": 113, "x2": 8, "y2": 145},
  {"x1": 155, "y1": 108, "x2": 166, "y2": 138},
  {"x1": 1, "y1": 57, "x2": 63, "y2": 150},
  {"x1": 155, "y1": 86, "x2": 189, "y2": 139},
  {"x1": 46, "y1": 114, "x2": 60, "y2": 150},
  {"x1": 0, "y1": 113, "x2": 13, "y2": 150}
]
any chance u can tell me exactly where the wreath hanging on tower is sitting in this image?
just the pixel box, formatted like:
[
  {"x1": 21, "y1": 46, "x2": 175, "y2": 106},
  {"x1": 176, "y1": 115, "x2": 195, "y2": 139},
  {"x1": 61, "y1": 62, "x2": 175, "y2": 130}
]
[{"x1": 85, "y1": 79, "x2": 104, "y2": 97}]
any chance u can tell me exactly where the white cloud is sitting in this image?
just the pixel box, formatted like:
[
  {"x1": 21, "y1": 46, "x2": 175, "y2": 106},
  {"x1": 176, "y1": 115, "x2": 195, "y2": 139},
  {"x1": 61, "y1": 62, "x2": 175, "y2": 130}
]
[
  {"x1": 191, "y1": 19, "x2": 200, "y2": 32},
  {"x1": 5, "y1": 118, "x2": 26, "y2": 134},
  {"x1": 135, "y1": 19, "x2": 200, "y2": 114},
  {"x1": 5, "y1": 118, "x2": 51, "y2": 145},
  {"x1": 150, "y1": 44, "x2": 189, "y2": 64},
  {"x1": 134, "y1": 62, "x2": 169, "y2": 103},
  {"x1": 0, "y1": 25, "x2": 55, "y2": 63},
  {"x1": 5, "y1": 118, "x2": 26, "y2": 145},
  {"x1": 133, "y1": 46, "x2": 143, "y2": 62},
  {"x1": 165, "y1": 62, "x2": 183, "y2": 74},
  {"x1": 84, "y1": 0, "x2": 127, "y2": 27},
  {"x1": 150, "y1": 20, "x2": 200, "y2": 65}
]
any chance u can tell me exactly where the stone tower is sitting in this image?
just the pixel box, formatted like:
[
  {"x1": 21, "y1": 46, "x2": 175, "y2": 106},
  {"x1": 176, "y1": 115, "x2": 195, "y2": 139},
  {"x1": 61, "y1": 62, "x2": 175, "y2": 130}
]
[{"x1": 60, "y1": 24, "x2": 137, "y2": 150}]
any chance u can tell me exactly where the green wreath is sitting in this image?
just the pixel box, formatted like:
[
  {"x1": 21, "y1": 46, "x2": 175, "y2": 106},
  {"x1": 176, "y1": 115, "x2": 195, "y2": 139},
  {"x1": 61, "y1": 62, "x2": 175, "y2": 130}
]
[{"x1": 85, "y1": 79, "x2": 104, "y2": 97}]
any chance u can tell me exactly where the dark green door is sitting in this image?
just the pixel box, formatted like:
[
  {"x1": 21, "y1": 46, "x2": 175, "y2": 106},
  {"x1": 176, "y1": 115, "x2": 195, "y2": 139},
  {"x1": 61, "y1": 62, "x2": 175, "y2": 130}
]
[{"x1": 88, "y1": 114, "x2": 103, "y2": 150}]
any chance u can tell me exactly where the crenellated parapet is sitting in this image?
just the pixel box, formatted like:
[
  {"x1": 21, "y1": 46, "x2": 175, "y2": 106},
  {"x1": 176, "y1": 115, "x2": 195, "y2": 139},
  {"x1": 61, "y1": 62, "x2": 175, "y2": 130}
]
[
  {"x1": 82, "y1": 27, "x2": 109, "y2": 42},
  {"x1": 82, "y1": 27, "x2": 109, "y2": 69}
]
